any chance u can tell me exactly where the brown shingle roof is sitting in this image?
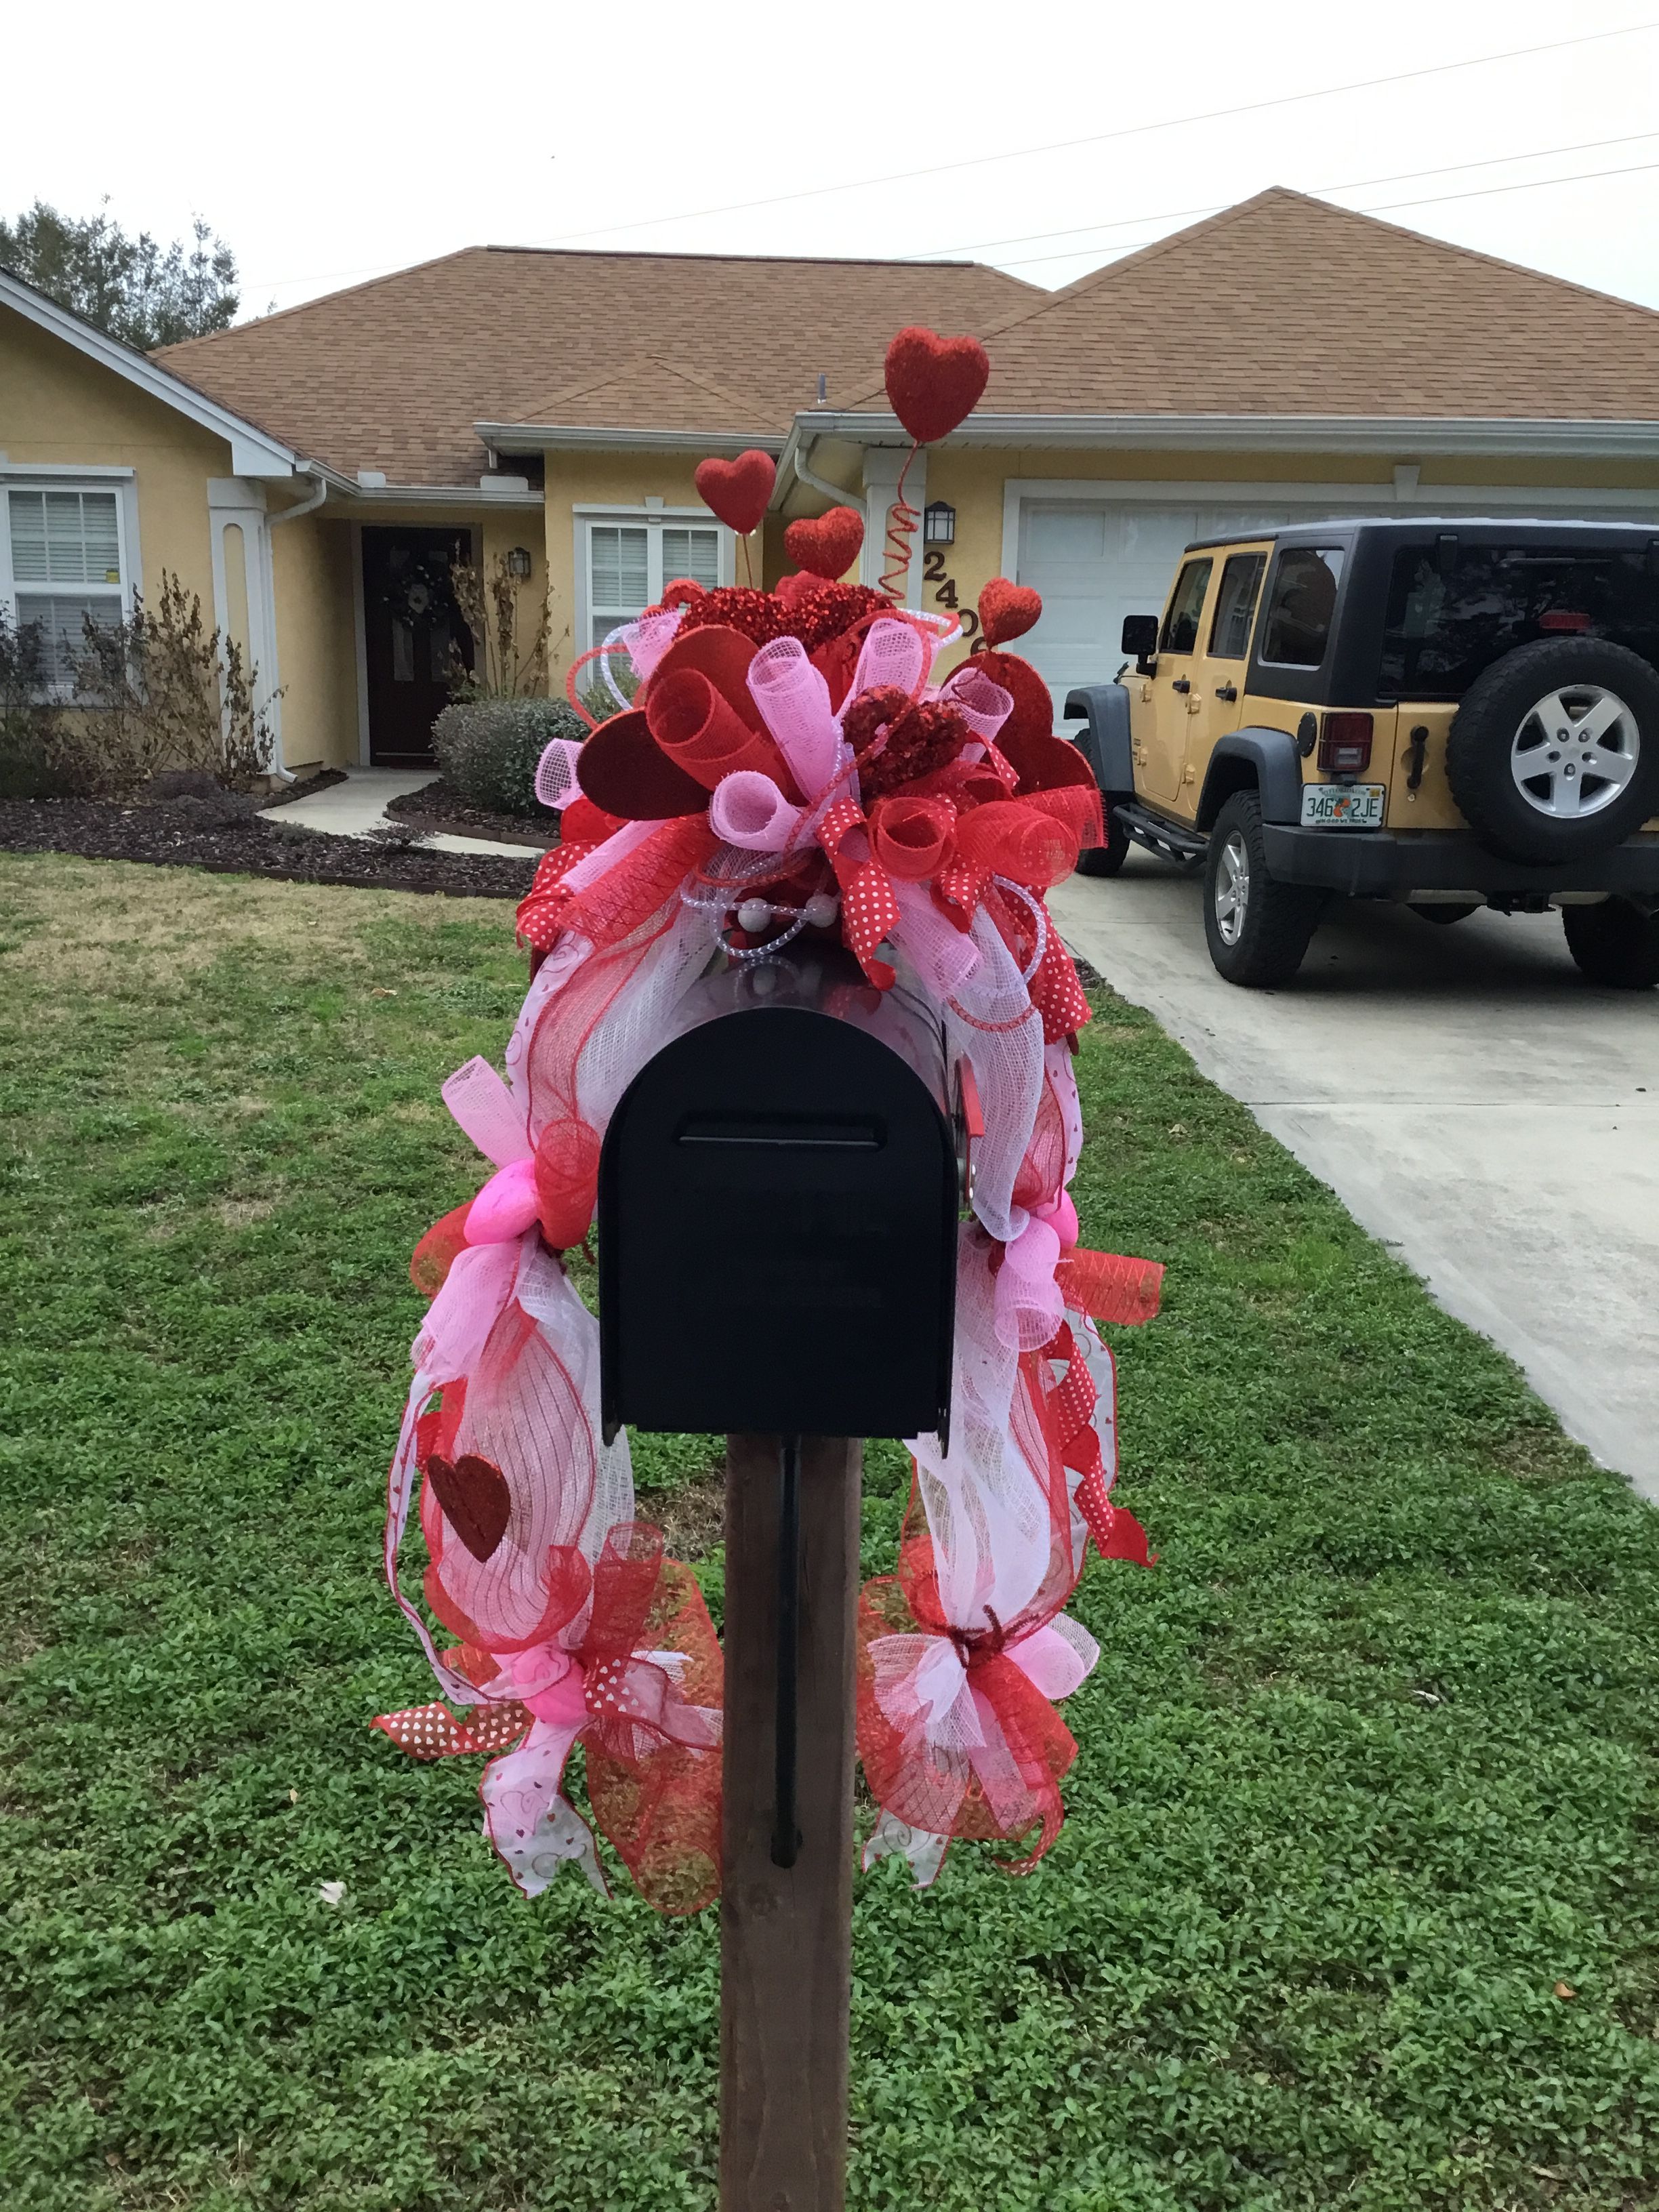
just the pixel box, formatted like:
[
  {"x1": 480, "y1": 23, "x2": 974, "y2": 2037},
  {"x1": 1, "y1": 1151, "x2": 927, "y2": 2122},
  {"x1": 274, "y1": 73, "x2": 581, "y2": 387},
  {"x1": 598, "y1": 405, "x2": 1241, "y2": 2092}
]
[
  {"x1": 848, "y1": 190, "x2": 1659, "y2": 421},
  {"x1": 506, "y1": 354, "x2": 775, "y2": 436},
  {"x1": 153, "y1": 247, "x2": 1036, "y2": 484}
]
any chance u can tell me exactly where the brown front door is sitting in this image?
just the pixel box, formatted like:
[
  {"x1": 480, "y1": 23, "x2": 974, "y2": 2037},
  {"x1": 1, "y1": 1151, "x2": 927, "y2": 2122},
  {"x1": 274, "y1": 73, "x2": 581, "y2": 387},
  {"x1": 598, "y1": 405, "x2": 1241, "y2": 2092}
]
[{"x1": 362, "y1": 527, "x2": 472, "y2": 764}]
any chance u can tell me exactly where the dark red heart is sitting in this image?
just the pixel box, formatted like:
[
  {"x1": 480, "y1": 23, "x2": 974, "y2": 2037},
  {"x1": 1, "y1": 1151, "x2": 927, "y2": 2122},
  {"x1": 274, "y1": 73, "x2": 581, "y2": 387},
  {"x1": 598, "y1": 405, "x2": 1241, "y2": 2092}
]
[
  {"x1": 784, "y1": 505, "x2": 865, "y2": 581},
  {"x1": 576, "y1": 708, "x2": 708, "y2": 819},
  {"x1": 694, "y1": 449, "x2": 776, "y2": 535},
  {"x1": 1000, "y1": 726, "x2": 1097, "y2": 794},
  {"x1": 978, "y1": 578, "x2": 1042, "y2": 649},
  {"x1": 884, "y1": 327, "x2": 990, "y2": 446},
  {"x1": 426, "y1": 1450, "x2": 511, "y2": 1561},
  {"x1": 977, "y1": 649, "x2": 1054, "y2": 747}
]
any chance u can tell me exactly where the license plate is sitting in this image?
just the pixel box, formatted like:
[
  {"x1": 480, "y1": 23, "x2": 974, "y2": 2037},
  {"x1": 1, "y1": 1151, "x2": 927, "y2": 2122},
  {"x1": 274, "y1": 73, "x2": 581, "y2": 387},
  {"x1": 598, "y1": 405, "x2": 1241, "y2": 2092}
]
[{"x1": 1300, "y1": 782, "x2": 1385, "y2": 829}]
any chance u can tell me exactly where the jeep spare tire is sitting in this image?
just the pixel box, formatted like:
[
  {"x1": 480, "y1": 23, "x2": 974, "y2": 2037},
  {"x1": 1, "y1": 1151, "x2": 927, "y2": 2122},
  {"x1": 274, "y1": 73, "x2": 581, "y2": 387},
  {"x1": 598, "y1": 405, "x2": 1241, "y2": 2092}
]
[{"x1": 1446, "y1": 636, "x2": 1659, "y2": 864}]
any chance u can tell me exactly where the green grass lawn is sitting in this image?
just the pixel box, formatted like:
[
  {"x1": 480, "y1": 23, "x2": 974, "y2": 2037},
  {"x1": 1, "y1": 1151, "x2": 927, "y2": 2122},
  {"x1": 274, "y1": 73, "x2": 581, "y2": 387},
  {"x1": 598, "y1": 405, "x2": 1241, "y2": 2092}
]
[{"x1": 4, "y1": 851, "x2": 1659, "y2": 2212}]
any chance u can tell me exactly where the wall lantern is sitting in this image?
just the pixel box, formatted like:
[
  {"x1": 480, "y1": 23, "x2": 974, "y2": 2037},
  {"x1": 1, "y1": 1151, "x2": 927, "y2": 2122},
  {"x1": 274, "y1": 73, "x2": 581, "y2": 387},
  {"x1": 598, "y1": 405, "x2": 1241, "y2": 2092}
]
[
  {"x1": 506, "y1": 546, "x2": 534, "y2": 580},
  {"x1": 922, "y1": 501, "x2": 956, "y2": 547}
]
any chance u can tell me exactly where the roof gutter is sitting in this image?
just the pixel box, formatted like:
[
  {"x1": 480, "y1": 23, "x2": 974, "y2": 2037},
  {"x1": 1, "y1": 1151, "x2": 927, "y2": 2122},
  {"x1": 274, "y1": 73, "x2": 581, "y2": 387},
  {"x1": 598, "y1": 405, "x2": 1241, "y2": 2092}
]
[
  {"x1": 790, "y1": 409, "x2": 1659, "y2": 460},
  {"x1": 268, "y1": 466, "x2": 329, "y2": 527},
  {"x1": 476, "y1": 419, "x2": 785, "y2": 455}
]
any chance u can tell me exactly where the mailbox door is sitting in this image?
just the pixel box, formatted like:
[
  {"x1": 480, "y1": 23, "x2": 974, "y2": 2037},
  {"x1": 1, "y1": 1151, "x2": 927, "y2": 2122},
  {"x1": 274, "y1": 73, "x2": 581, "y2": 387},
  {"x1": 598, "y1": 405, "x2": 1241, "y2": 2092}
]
[{"x1": 600, "y1": 1006, "x2": 957, "y2": 1438}]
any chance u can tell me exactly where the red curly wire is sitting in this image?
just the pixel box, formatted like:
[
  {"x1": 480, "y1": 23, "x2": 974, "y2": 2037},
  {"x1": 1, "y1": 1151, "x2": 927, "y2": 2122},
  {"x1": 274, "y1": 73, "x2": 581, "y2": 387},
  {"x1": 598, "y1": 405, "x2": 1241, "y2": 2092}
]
[
  {"x1": 878, "y1": 441, "x2": 921, "y2": 602},
  {"x1": 565, "y1": 641, "x2": 632, "y2": 730}
]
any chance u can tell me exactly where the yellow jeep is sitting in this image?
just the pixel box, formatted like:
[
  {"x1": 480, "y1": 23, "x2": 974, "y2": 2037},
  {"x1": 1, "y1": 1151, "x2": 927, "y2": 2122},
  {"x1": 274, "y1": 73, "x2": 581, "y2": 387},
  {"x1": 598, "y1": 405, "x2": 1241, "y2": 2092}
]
[{"x1": 1063, "y1": 520, "x2": 1659, "y2": 987}]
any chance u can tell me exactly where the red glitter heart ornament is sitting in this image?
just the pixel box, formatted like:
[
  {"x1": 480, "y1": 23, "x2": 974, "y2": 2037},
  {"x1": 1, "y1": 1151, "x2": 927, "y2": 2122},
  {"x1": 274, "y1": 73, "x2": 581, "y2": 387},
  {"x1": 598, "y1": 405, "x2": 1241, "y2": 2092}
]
[
  {"x1": 426, "y1": 1450, "x2": 511, "y2": 1561},
  {"x1": 784, "y1": 505, "x2": 865, "y2": 581},
  {"x1": 693, "y1": 450, "x2": 776, "y2": 535},
  {"x1": 883, "y1": 327, "x2": 990, "y2": 446},
  {"x1": 978, "y1": 578, "x2": 1042, "y2": 648},
  {"x1": 977, "y1": 649, "x2": 1054, "y2": 746}
]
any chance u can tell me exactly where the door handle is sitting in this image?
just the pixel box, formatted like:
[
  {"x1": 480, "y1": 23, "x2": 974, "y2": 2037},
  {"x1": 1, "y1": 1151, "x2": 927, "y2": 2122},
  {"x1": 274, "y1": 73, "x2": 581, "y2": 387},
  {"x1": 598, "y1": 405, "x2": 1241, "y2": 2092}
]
[
  {"x1": 1170, "y1": 676, "x2": 1190, "y2": 693},
  {"x1": 1214, "y1": 682, "x2": 1237, "y2": 701}
]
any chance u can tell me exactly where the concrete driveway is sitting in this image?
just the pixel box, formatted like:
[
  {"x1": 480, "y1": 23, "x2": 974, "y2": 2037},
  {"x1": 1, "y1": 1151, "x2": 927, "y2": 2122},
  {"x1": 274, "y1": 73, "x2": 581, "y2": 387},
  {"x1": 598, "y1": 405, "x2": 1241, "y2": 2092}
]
[{"x1": 1050, "y1": 856, "x2": 1659, "y2": 1499}]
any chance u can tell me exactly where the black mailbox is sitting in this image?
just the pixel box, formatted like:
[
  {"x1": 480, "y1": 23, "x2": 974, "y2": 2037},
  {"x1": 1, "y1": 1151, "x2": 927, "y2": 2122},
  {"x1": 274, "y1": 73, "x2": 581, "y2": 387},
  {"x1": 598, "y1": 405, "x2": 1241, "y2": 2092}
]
[{"x1": 599, "y1": 951, "x2": 959, "y2": 1440}]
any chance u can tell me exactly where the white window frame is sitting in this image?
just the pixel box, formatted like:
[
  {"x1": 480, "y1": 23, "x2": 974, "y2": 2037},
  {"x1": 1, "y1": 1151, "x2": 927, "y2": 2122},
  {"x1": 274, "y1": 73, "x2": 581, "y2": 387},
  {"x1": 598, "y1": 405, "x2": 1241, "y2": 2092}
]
[
  {"x1": 0, "y1": 466, "x2": 140, "y2": 696},
  {"x1": 573, "y1": 504, "x2": 734, "y2": 660}
]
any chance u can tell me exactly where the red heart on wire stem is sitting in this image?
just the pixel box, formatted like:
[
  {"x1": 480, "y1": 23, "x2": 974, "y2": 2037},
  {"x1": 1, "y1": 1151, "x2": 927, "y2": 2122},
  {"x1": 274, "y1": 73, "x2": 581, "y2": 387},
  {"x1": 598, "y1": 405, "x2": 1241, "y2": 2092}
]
[
  {"x1": 426, "y1": 1451, "x2": 511, "y2": 1561},
  {"x1": 884, "y1": 327, "x2": 990, "y2": 445},
  {"x1": 694, "y1": 450, "x2": 776, "y2": 534},
  {"x1": 978, "y1": 578, "x2": 1042, "y2": 648},
  {"x1": 784, "y1": 505, "x2": 865, "y2": 581}
]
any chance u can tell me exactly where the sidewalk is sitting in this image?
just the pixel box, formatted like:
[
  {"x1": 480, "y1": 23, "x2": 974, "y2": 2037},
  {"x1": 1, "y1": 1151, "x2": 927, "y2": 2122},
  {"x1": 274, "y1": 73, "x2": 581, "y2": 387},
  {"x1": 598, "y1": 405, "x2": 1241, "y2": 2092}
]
[{"x1": 262, "y1": 768, "x2": 547, "y2": 858}]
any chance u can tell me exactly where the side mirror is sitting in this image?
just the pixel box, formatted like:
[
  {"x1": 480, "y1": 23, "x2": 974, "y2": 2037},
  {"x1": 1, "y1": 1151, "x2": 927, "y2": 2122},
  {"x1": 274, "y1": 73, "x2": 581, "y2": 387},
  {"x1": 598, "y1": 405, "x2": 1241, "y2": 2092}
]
[{"x1": 1120, "y1": 613, "x2": 1160, "y2": 659}]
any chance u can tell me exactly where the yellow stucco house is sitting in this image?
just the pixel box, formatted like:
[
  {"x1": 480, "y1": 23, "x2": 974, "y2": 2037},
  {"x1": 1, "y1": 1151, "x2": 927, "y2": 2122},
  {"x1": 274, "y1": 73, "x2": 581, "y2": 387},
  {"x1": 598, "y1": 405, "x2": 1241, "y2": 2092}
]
[{"x1": 7, "y1": 186, "x2": 1659, "y2": 779}]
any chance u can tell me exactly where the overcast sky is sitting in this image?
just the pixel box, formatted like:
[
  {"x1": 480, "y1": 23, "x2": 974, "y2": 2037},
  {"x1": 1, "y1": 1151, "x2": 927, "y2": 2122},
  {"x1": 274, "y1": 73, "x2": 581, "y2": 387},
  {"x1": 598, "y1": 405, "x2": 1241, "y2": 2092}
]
[{"x1": 7, "y1": 0, "x2": 1659, "y2": 325}]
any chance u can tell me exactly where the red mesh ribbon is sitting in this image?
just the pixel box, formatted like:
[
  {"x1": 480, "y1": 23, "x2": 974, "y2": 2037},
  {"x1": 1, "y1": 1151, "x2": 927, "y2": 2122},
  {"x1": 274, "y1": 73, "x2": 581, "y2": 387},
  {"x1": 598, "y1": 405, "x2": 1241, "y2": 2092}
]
[
  {"x1": 535, "y1": 1118, "x2": 603, "y2": 1251},
  {"x1": 580, "y1": 1524, "x2": 724, "y2": 1915},
  {"x1": 819, "y1": 796, "x2": 900, "y2": 989},
  {"x1": 410, "y1": 1202, "x2": 474, "y2": 1299},
  {"x1": 645, "y1": 668, "x2": 796, "y2": 796},
  {"x1": 869, "y1": 793, "x2": 956, "y2": 880},
  {"x1": 516, "y1": 838, "x2": 606, "y2": 954},
  {"x1": 1023, "y1": 780, "x2": 1105, "y2": 856},
  {"x1": 954, "y1": 800, "x2": 1078, "y2": 893},
  {"x1": 1055, "y1": 1249, "x2": 1164, "y2": 1326},
  {"x1": 542, "y1": 817, "x2": 718, "y2": 952}
]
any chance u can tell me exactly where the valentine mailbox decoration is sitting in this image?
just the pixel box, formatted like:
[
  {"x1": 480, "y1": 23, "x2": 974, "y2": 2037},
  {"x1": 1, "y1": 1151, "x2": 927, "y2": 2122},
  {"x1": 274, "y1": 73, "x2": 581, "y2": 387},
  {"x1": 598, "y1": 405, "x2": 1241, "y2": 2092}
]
[
  {"x1": 373, "y1": 319, "x2": 1168, "y2": 1915},
  {"x1": 599, "y1": 954, "x2": 960, "y2": 1441}
]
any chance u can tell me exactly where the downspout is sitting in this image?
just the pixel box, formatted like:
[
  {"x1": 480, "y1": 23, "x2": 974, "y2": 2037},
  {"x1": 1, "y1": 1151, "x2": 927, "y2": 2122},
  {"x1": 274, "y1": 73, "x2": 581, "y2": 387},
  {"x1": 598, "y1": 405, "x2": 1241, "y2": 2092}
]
[
  {"x1": 259, "y1": 466, "x2": 328, "y2": 781},
  {"x1": 793, "y1": 443, "x2": 865, "y2": 519}
]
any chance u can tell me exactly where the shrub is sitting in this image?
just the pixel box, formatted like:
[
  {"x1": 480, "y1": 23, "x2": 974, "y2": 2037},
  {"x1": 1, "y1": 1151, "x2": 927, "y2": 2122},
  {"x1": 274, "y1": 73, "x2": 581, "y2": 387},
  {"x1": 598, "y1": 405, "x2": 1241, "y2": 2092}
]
[
  {"x1": 72, "y1": 572, "x2": 277, "y2": 792},
  {"x1": 431, "y1": 697, "x2": 587, "y2": 816},
  {"x1": 0, "y1": 609, "x2": 64, "y2": 798}
]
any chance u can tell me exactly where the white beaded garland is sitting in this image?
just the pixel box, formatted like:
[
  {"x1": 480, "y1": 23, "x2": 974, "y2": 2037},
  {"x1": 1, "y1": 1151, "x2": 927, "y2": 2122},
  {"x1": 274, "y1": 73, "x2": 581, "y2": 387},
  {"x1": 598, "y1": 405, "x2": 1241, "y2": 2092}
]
[
  {"x1": 736, "y1": 898, "x2": 773, "y2": 933},
  {"x1": 802, "y1": 890, "x2": 840, "y2": 928}
]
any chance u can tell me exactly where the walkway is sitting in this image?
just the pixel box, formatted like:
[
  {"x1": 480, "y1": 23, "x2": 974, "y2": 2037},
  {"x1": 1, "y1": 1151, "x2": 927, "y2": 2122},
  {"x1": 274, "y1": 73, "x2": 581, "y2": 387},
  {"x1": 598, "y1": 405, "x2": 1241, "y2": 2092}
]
[{"x1": 262, "y1": 768, "x2": 547, "y2": 858}]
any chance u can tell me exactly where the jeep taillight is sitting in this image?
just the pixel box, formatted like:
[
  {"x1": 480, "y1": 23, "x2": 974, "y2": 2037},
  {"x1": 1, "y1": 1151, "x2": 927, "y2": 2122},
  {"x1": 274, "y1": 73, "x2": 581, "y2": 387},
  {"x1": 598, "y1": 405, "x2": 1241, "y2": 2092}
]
[{"x1": 1317, "y1": 712, "x2": 1373, "y2": 775}]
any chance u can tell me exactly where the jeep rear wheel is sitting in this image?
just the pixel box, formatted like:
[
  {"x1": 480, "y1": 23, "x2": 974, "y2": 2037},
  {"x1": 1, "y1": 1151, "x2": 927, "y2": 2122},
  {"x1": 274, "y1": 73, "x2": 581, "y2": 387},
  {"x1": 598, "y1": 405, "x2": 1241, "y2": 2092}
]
[
  {"x1": 1446, "y1": 637, "x2": 1659, "y2": 863},
  {"x1": 1561, "y1": 897, "x2": 1659, "y2": 989},
  {"x1": 1202, "y1": 791, "x2": 1324, "y2": 986}
]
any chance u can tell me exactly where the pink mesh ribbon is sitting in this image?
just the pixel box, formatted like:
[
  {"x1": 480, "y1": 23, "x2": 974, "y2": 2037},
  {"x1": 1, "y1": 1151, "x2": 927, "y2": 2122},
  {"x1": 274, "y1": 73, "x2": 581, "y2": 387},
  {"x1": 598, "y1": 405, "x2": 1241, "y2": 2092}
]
[{"x1": 745, "y1": 635, "x2": 843, "y2": 796}]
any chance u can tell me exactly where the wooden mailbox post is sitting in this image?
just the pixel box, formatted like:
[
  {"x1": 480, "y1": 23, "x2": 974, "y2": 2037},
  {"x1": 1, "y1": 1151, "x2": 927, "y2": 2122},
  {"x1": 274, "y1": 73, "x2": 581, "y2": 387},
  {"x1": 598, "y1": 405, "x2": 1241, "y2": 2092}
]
[{"x1": 598, "y1": 952, "x2": 963, "y2": 2212}]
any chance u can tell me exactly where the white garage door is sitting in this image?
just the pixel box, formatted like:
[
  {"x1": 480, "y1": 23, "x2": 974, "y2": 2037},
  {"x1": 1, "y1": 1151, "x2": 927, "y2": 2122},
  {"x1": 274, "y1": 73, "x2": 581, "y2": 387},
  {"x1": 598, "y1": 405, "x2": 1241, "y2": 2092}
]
[{"x1": 1015, "y1": 498, "x2": 1357, "y2": 714}]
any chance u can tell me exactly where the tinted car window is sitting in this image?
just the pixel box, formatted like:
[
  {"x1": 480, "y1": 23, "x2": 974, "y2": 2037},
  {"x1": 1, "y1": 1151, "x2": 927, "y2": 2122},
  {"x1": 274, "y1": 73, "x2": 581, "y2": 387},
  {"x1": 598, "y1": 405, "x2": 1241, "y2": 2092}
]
[
  {"x1": 1260, "y1": 547, "x2": 1345, "y2": 666},
  {"x1": 1160, "y1": 558, "x2": 1213, "y2": 654},
  {"x1": 1209, "y1": 552, "x2": 1267, "y2": 659},
  {"x1": 1380, "y1": 544, "x2": 1659, "y2": 698}
]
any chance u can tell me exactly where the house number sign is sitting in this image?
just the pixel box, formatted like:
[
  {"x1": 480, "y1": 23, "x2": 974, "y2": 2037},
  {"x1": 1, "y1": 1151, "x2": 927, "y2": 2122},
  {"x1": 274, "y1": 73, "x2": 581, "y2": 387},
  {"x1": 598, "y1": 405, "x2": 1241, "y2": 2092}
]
[{"x1": 922, "y1": 548, "x2": 985, "y2": 649}]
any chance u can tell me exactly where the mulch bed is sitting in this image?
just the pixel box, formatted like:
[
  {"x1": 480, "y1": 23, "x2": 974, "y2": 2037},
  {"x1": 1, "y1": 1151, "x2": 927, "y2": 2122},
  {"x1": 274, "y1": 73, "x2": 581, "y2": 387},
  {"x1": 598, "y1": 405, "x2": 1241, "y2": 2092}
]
[
  {"x1": 384, "y1": 779, "x2": 558, "y2": 851},
  {"x1": 0, "y1": 796, "x2": 539, "y2": 900}
]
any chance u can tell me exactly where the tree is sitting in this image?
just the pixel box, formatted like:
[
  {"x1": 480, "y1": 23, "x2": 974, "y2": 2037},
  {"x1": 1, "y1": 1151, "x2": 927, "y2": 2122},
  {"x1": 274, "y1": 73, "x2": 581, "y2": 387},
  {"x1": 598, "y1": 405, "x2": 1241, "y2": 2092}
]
[{"x1": 0, "y1": 199, "x2": 238, "y2": 350}]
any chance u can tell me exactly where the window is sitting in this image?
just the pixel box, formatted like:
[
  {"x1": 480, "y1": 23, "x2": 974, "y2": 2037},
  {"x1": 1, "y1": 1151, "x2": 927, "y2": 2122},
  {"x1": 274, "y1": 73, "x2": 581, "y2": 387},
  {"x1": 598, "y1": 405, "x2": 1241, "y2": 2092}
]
[
  {"x1": 1259, "y1": 546, "x2": 1345, "y2": 668},
  {"x1": 1208, "y1": 552, "x2": 1267, "y2": 659},
  {"x1": 1158, "y1": 558, "x2": 1213, "y2": 655},
  {"x1": 5, "y1": 489, "x2": 125, "y2": 687},
  {"x1": 1378, "y1": 543, "x2": 1659, "y2": 699},
  {"x1": 586, "y1": 514, "x2": 724, "y2": 650}
]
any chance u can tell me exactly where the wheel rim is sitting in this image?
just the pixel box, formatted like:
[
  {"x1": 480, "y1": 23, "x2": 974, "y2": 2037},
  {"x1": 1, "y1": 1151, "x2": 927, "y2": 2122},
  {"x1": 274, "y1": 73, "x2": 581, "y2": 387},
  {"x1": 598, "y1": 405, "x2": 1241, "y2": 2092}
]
[
  {"x1": 1214, "y1": 830, "x2": 1250, "y2": 945},
  {"x1": 1509, "y1": 683, "x2": 1639, "y2": 820}
]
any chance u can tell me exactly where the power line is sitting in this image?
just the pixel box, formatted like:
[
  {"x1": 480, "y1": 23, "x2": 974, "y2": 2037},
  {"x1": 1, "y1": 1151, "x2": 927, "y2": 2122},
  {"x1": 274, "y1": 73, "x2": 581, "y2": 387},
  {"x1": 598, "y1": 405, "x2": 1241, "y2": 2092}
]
[
  {"x1": 510, "y1": 19, "x2": 1658, "y2": 253},
  {"x1": 239, "y1": 19, "x2": 1659, "y2": 302},
  {"x1": 991, "y1": 155, "x2": 1659, "y2": 274},
  {"x1": 909, "y1": 129, "x2": 1659, "y2": 266}
]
